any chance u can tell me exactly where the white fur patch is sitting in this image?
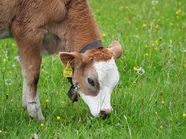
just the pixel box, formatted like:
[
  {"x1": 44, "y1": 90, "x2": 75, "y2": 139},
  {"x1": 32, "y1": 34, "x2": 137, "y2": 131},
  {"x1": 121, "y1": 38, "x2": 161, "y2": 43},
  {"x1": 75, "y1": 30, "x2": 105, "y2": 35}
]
[
  {"x1": 22, "y1": 76, "x2": 45, "y2": 121},
  {"x1": 78, "y1": 57, "x2": 119, "y2": 116}
]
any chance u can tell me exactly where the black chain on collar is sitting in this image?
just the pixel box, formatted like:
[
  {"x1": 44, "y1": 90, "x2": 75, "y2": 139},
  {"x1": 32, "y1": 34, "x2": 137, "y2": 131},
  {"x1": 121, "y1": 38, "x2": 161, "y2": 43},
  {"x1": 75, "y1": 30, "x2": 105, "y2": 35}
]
[{"x1": 67, "y1": 41, "x2": 103, "y2": 102}]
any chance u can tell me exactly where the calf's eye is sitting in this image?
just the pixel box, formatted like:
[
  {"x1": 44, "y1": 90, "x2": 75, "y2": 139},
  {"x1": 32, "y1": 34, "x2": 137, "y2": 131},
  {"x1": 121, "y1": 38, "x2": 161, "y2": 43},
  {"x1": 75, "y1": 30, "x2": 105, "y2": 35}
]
[{"x1": 87, "y1": 78, "x2": 95, "y2": 86}]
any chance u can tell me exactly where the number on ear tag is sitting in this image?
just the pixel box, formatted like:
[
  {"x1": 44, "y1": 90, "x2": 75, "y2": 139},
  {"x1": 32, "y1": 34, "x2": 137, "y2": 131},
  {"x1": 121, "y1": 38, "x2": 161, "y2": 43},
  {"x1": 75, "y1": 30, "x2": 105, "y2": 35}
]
[{"x1": 63, "y1": 62, "x2": 73, "y2": 77}]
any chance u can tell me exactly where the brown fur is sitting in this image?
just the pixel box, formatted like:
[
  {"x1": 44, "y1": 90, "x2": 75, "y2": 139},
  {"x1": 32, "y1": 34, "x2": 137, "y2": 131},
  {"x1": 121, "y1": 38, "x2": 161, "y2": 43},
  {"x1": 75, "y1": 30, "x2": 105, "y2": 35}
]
[
  {"x1": 0, "y1": 0, "x2": 101, "y2": 120},
  {"x1": 1, "y1": 0, "x2": 123, "y2": 120}
]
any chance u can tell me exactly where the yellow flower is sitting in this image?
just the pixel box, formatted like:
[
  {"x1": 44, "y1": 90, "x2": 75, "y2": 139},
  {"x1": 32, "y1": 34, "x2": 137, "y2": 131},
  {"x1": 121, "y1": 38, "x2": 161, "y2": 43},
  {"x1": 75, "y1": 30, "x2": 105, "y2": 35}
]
[
  {"x1": 183, "y1": 114, "x2": 186, "y2": 117},
  {"x1": 40, "y1": 123, "x2": 44, "y2": 127},
  {"x1": 136, "y1": 28, "x2": 139, "y2": 31},
  {"x1": 133, "y1": 67, "x2": 137, "y2": 71},
  {"x1": 145, "y1": 45, "x2": 148, "y2": 48},
  {"x1": 134, "y1": 35, "x2": 139, "y2": 38},
  {"x1": 102, "y1": 33, "x2": 106, "y2": 37},
  {"x1": 97, "y1": 21, "x2": 100, "y2": 24},
  {"x1": 128, "y1": 21, "x2": 131, "y2": 24},
  {"x1": 160, "y1": 125, "x2": 163, "y2": 129},
  {"x1": 178, "y1": 2, "x2": 182, "y2": 5},
  {"x1": 12, "y1": 43, "x2": 15, "y2": 47},
  {"x1": 184, "y1": 64, "x2": 186, "y2": 68},
  {"x1": 126, "y1": 6, "x2": 129, "y2": 9},
  {"x1": 143, "y1": 23, "x2": 146, "y2": 27},
  {"x1": 45, "y1": 99, "x2": 49, "y2": 103},
  {"x1": 155, "y1": 112, "x2": 158, "y2": 115},
  {"x1": 178, "y1": 9, "x2": 181, "y2": 13},
  {"x1": 161, "y1": 101, "x2": 165, "y2": 105},
  {"x1": 154, "y1": 47, "x2": 157, "y2": 51},
  {"x1": 3, "y1": 59, "x2": 6, "y2": 62},
  {"x1": 176, "y1": 11, "x2": 179, "y2": 14},
  {"x1": 170, "y1": 22, "x2": 173, "y2": 26},
  {"x1": 145, "y1": 53, "x2": 149, "y2": 56},
  {"x1": 155, "y1": 40, "x2": 159, "y2": 44},
  {"x1": 155, "y1": 25, "x2": 159, "y2": 29},
  {"x1": 57, "y1": 116, "x2": 60, "y2": 120}
]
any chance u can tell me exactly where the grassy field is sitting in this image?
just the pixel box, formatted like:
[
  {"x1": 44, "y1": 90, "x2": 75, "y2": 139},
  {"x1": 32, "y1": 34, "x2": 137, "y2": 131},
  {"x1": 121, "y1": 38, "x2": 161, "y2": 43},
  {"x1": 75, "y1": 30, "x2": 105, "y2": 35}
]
[{"x1": 0, "y1": 0, "x2": 186, "y2": 138}]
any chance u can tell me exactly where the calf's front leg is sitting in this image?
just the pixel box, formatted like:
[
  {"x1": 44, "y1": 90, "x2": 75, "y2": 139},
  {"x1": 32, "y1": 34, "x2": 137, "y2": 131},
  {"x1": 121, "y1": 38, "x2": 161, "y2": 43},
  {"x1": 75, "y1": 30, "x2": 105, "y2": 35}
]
[{"x1": 15, "y1": 31, "x2": 45, "y2": 121}]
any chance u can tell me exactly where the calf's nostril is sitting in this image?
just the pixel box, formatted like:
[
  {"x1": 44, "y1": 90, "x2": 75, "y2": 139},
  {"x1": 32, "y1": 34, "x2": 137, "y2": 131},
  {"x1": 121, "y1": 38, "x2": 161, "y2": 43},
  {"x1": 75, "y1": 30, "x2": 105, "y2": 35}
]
[{"x1": 99, "y1": 110, "x2": 110, "y2": 119}]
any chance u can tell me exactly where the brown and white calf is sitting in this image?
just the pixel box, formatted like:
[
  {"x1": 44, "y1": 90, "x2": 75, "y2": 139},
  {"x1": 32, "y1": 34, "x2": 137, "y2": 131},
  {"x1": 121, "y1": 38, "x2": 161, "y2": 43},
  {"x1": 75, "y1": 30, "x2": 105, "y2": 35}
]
[{"x1": 0, "y1": 0, "x2": 122, "y2": 120}]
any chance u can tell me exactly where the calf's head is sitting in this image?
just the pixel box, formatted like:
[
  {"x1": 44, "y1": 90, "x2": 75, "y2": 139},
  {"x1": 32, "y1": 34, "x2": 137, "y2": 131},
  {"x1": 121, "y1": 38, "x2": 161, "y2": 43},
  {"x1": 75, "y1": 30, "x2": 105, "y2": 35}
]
[{"x1": 59, "y1": 41, "x2": 122, "y2": 118}]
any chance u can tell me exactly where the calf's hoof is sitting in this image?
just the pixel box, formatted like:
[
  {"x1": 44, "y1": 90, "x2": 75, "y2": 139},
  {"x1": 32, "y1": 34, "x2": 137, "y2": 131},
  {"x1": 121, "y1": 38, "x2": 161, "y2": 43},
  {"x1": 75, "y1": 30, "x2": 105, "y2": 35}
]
[{"x1": 27, "y1": 101, "x2": 45, "y2": 121}]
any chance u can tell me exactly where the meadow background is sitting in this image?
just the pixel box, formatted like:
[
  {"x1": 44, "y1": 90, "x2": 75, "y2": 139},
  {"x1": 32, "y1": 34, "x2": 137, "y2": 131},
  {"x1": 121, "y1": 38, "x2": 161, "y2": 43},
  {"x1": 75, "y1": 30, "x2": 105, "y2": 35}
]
[{"x1": 0, "y1": 0, "x2": 186, "y2": 138}]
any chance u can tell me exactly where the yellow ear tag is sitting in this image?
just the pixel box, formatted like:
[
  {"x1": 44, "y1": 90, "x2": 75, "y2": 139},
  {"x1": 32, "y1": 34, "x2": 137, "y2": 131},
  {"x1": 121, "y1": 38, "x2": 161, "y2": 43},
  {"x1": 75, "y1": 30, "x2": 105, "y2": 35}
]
[
  {"x1": 63, "y1": 62, "x2": 73, "y2": 78},
  {"x1": 107, "y1": 47, "x2": 112, "y2": 51}
]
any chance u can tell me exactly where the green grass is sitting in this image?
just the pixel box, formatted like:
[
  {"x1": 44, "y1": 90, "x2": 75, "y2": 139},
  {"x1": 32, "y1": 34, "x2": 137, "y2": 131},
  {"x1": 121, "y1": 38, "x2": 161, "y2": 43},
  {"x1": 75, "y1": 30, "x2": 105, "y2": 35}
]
[{"x1": 0, "y1": 0, "x2": 186, "y2": 138}]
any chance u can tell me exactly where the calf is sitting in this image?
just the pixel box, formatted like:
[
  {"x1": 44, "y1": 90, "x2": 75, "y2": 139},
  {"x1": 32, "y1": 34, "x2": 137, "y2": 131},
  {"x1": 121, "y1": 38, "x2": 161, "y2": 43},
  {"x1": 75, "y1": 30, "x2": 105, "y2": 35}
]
[{"x1": 0, "y1": 0, "x2": 122, "y2": 120}]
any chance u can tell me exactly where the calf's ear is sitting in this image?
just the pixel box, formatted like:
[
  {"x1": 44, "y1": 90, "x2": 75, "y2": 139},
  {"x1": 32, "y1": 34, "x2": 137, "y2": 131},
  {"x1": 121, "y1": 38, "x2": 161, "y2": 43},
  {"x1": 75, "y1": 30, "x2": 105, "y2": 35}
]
[
  {"x1": 59, "y1": 52, "x2": 85, "y2": 68},
  {"x1": 108, "y1": 41, "x2": 123, "y2": 60}
]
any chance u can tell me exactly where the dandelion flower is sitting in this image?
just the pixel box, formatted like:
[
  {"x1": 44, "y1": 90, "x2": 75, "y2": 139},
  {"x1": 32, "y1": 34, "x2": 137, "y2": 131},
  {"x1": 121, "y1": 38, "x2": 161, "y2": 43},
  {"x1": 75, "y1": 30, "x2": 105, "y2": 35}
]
[
  {"x1": 5, "y1": 79, "x2": 12, "y2": 86},
  {"x1": 12, "y1": 43, "x2": 15, "y2": 47},
  {"x1": 126, "y1": 6, "x2": 129, "y2": 9},
  {"x1": 133, "y1": 67, "x2": 137, "y2": 71},
  {"x1": 181, "y1": 48, "x2": 186, "y2": 53},
  {"x1": 40, "y1": 123, "x2": 44, "y2": 127},
  {"x1": 155, "y1": 25, "x2": 159, "y2": 29},
  {"x1": 134, "y1": 35, "x2": 139, "y2": 38},
  {"x1": 143, "y1": 23, "x2": 146, "y2": 27},
  {"x1": 152, "y1": 1, "x2": 158, "y2": 5},
  {"x1": 137, "y1": 67, "x2": 145, "y2": 75},
  {"x1": 145, "y1": 53, "x2": 149, "y2": 56},
  {"x1": 183, "y1": 113, "x2": 186, "y2": 117},
  {"x1": 57, "y1": 116, "x2": 60, "y2": 120},
  {"x1": 45, "y1": 99, "x2": 49, "y2": 103},
  {"x1": 30, "y1": 133, "x2": 38, "y2": 139},
  {"x1": 184, "y1": 64, "x2": 186, "y2": 68},
  {"x1": 160, "y1": 125, "x2": 163, "y2": 129},
  {"x1": 170, "y1": 22, "x2": 173, "y2": 26},
  {"x1": 161, "y1": 101, "x2": 165, "y2": 105},
  {"x1": 102, "y1": 33, "x2": 106, "y2": 37},
  {"x1": 154, "y1": 47, "x2": 157, "y2": 51},
  {"x1": 145, "y1": 45, "x2": 148, "y2": 48},
  {"x1": 155, "y1": 112, "x2": 158, "y2": 115},
  {"x1": 3, "y1": 59, "x2": 6, "y2": 62}
]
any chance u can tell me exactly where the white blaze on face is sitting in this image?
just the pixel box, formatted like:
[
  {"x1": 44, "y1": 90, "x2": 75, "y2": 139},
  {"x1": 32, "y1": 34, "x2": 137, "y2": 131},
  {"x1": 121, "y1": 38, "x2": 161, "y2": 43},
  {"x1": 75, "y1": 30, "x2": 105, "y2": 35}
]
[{"x1": 78, "y1": 57, "x2": 119, "y2": 116}]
